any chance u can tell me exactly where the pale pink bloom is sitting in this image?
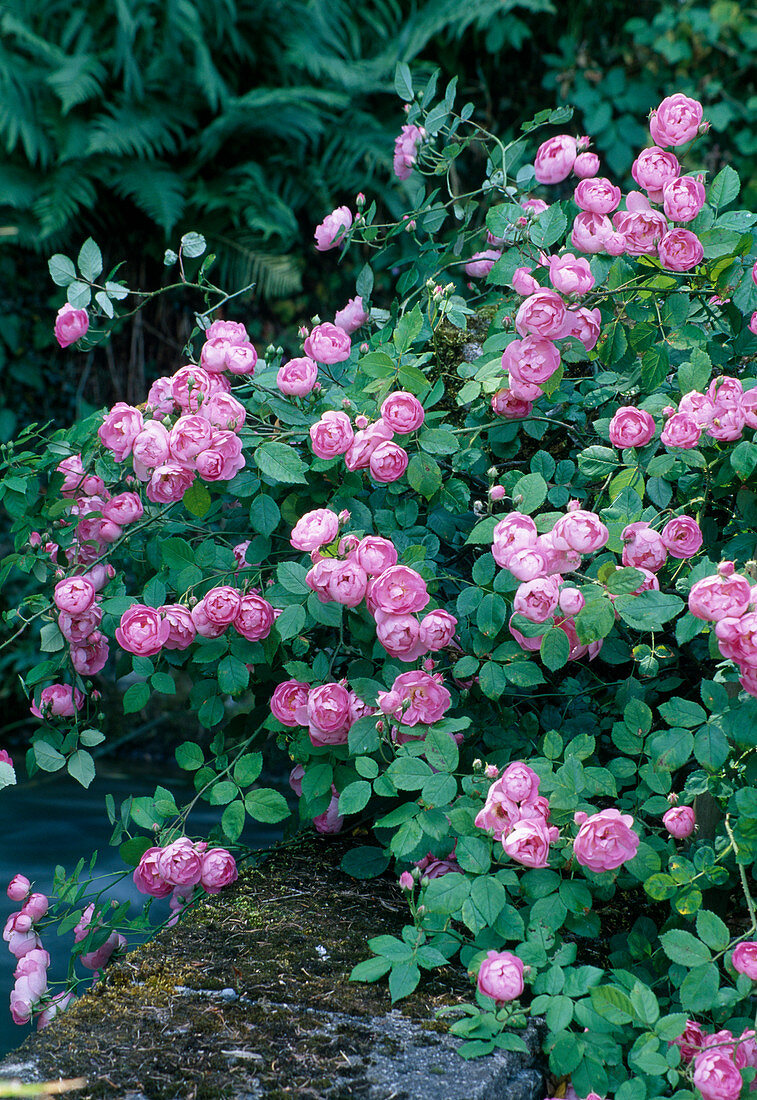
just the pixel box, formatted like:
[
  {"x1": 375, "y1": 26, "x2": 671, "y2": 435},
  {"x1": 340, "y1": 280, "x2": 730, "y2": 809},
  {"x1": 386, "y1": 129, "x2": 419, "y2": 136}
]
[
  {"x1": 660, "y1": 515, "x2": 703, "y2": 559},
  {"x1": 98, "y1": 403, "x2": 144, "y2": 462},
  {"x1": 270, "y1": 680, "x2": 310, "y2": 727},
  {"x1": 547, "y1": 253, "x2": 594, "y2": 296},
  {"x1": 416, "y1": 853, "x2": 462, "y2": 879},
  {"x1": 521, "y1": 198, "x2": 549, "y2": 215},
  {"x1": 498, "y1": 762, "x2": 540, "y2": 803},
  {"x1": 304, "y1": 322, "x2": 351, "y2": 364},
  {"x1": 490, "y1": 388, "x2": 533, "y2": 419},
  {"x1": 688, "y1": 569, "x2": 752, "y2": 621},
  {"x1": 504, "y1": 547, "x2": 549, "y2": 581},
  {"x1": 374, "y1": 611, "x2": 427, "y2": 663},
  {"x1": 380, "y1": 391, "x2": 425, "y2": 433},
  {"x1": 672, "y1": 1019, "x2": 705, "y2": 1063},
  {"x1": 225, "y1": 342, "x2": 257, "y2": 375},
  {"x1": 30, "y1": 683, "x2": 85, "y2": 719},
  {"x1": 661, "y1": 412, "x2": 701, "y2": 449},
  {"x1": 313, "y1": 790, "x2": 344, "y2": 834},
  {"x1": 613, "y1": 203, "x2": 668, "y2": 255},
  {"x1": 325, "y1": 560, "x2": 368, "y2": 607},
  {"x1": 116, "y1": 604, "x2": 170, "y2": 656},
  {"x1": 632, "y1": 147, "x2": 680, "y2": 200},
  {"x1": 573, "y1": 808, "x2": 639, "y2": 872},
  {"x1": 368, "y1": 441, "x2": 408, "y2": 483},
  {"x1": 70, "y1": 632, "x2": 109, "y2": 675},
  {"x1": 658, "y1": 229, "x2": 704, "y2": 271},
  {"x1": 55, "y1": 303, "x2": 89, "y2": 348},
  {"x1": 291, "y1": 508, "x2": 340, "y2": 552},
  {"x1": 53, "y1": 576, "x2": 95, "y2": 616},
  {"x1": 419, "y1": 609, "x2": 457, "y2": 650},
  {"x1": 650, "y1": 93, "x2": 704, "y2": 147},
  {"x1": 393, "y1": 125, "x2": 425, "y2": 180},
  {"x1": 157, "y1": 839, "x2": 203, "y2": 888},
  {"x1": 707, "y1": 406, "x2": 746, "y2": 442},
  {"x1": 398, "y1": 871, "x2": 414, "y2": 890},
  {"x1": 503, "y1": 817, "x2": 557, "y2": 868},
  {"x1": 202, "y1": 392, "x2": 246, "y2": 432},
  {"x1": 200, "y1": 337, "x2": 231, "y2": 374},
  {"x1": 146, "y1": 376, "x2": 175, "y2": 418},
  {"x1": 7, "y1": 876, "x2": 31, "y2": 903},
  {"x1": 289, "y1": 764, "x2": 305, "y2": 796},
  {"x1": 621, "y1": 522, "x2": 668, "y2": 572},
  {"x1": 132, "y1": 421, "x2": 171, "y2": 469},
  {"x1": 171, "y1": 365, "x2": 213, "y2": 413},
  {"x1": 503, "y1": 336, "x2": 561, "y2": 385},
  {"x1": 103, "y1": 492, "x2": 143, "y2": 526},
  {"x1": 465, "y1": 249, "x2": 501, "y2": 278},
  {"x1": 663, "y1": 805, "x2": 695, "y2": 838},
  {"x1": 206, "y1": 319, "x2": 249, "y2": 344},
  {"x1": 572, "y1": 152, "x2": 600, "y2": 178},
  {"x1": 146, "y1": 463, "x2": 195, "y2": 504},
  {"x1": 513, "y1": 576, "x2": 560, "y2": 622},
  {"x1": 608, "y1": 406, "x2": 656, "y2": 448},
  {"x1": 334, "y1": 297, "x2": 369, "y2": 334},
  {"x1": 570, "y1": 211, "x2": 614, "y2": 253},
  {"x1": 200, "y1": 849, "x2": 238, "y2": 894},
  {"x1": 159, "y1": 604, "x2": 197, "y2": 650},
  {"x1": 169, "y1": 415, "x2": 213, "y2": 462},
  {"x1": 511, "y1": 267, "x2": 540, "y2": 296},
  {"x1": 560, "y1": 306, "x2": 602, "y2": 350},
  {"x1": 534, "y1": 135, "x2": 577, "y2": 184},
  {"x1": 558, "y1": 587, "x2": 585, "y2": 616},
  {"x1": 370, "y1": 564, "x2": 429, "y2": 615},
  {"x1": 551, "y1": 509, "x2": 609, "y2": 554},
  {"x1": 310, "y1": 410, "x2": 355, "y2": 459},
  {"x1": 378, "y1": 670, "x2": 451, "y2": 726},
  {"x1": 663, "y1": 176, "x2": 706, "y2": 222},
  {"x1": 314, "y1": 206, "x2": 353, "y2": 251},
  {"x1": 515, "y1": 290, "x2": 566, "y2": 338},
  {"x1": 573, "y1": 177, "x2": 621, "y2": 214},
  {"x1": 355, "y1": 536, "x2": 398, "y2": 576},
  {"x1": 234, "y1": 594, "x2": 275, "y2": 640},
  {"x1": 133, "y1": 847, "x2": 174, "y2": 898},
  {"x1": 37, "y1": 991, "x2": 73, "y2": 1031},
  {"x1": 477, "y1": 950, "x2": 524, "y2": 1003},
  {"x1": 731, "y1": 942, "x2": 757, "y2": 981},
  {"x1": 692, "y1": 1047, "x2": 743, "y2": 1100},
  {"x1": 277, "y1": 356, "x2": 319, "y2": 396}
]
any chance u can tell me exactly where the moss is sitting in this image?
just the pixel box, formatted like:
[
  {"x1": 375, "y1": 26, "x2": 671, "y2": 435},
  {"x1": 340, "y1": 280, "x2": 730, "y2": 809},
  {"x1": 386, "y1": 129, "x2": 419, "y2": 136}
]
[{"x1": 3, "y1": 838, "x2": 470, "y2": 1098}]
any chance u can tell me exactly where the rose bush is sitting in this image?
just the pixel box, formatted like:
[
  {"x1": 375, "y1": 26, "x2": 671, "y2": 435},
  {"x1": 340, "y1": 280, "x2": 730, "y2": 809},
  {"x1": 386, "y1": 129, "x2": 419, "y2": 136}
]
[{"x1": 1, "y1": 66, "x2": 757, "y2": 1099}]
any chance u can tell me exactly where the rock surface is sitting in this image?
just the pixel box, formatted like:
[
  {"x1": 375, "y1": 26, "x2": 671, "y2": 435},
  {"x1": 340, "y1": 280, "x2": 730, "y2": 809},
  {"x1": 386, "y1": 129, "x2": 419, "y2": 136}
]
[{"x1": 0, "y1": 839, "x2": 545, "y2": 1099}]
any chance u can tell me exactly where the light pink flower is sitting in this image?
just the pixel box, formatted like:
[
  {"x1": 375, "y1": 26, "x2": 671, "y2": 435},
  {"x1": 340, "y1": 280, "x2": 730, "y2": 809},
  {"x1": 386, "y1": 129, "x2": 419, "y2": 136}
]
[
  {"x1": 133, "y1": 847, "x2": 174, "y2": 898},
  {"x1": 613, "y1": 205, "x2": 669, "y2": 255},
  {"x1": 663, "y1": 805, "x2": 695, "y2": 838},
  {"x1": 70, "y1": 632, "x2": 109, "y2": 675},
  {"x1": 570, "y1": 211, "x2": 614, "y2": 254},
  {"x1": 547, "y1": 254, "x2": 594, "y2": 296},
  {"x1": 314, "y1": 206, "x2": 353, "y2": 251},
  {"x1": 692, "y1": 1047, "x2": 743, "y2": 1100},
  {"x1": 650, "y1": 93, "x2": 704, "y2": 147},
  {"x1": 573, "y1": 177, "x2": 621, "y2": 215},
  {"x1": 503, "y1": 817, "x2": 556, "y2": 868},
  {"x1": 369, "y1": 441, "x2": 409, "y2": 483},
  {"x1": 55, "y1": 304, "x2": 89, "y2": 348},
  {"x1": 270, "y1": 680, "x2": 310, "y2": 727},
  {"x1": 355, "y1": 536, "x2": 398, "y2": 576},
  {"x1": 393, "y1": 125, "x2": 425, "y2": 180},
  {"x1": 157, "y1": 839, "x2": 203, "y2": 888},
  {"x1": 513, "y1": 576, "x2": 560, "y2": 622},
  {"x1": 465, "y1": 249, "x2": 501, "y2": 278},
  {"x1": 689, "y1": 569, "x2": 752, "y2": 621},
  {"x1": 534, "y1": 135, "x2": 577, "y2": 184},
  {"x1": 658, "y1": 229, "x2": 704, "y2": 272},
  {"x1": 7, "y1": 876, "x2": 31, "y2": 903},
  {"x1": 307, "y1": 683, "x2": 351, "y2": 745},
  {"x1": 325, "y1": 560, "x2": 368, "y2": 607},
  {"x1": 98, "y1": 403, "x2": 144, "y2": 462},
  {"x1": 310, "y1": 410, "x2": 354, "y2": 459},
  {"x1": 146, "y1": 463, "x2": 195, "y2": 504},
  {"x1": 503, "y1": 336, "x2": 561, "y2": 385},
  {"x1": 731, "y1": 942, "x2": 757, "y2": 981},
  {"x1": 632, "y1": 147, "x2": 680, "y2": 199},
  {"x1": 608, "y1": 407, "x2": 656, "y2": 448},
  {"x1": 515, "y1": 290, "x2": 566, "y2": 338},
  {"x1": 573, "y1": 152, "x2": 600, "y2": 178},
  {"x1": 419, "y1": 610, "x2": 457, "y2": 650},
  {"x1": 202, "y1": 392, "x2": 246, "y2": 432},
  {"x1": 511, "y1": 267, "x2": 540, "y2": 296},
  {"x1": 277, "y1": 356, "x2": 319, "y2": 396},
  {"x1": 490, "y1": 388, "x2": 533, "y2": 419},
  {"x1": 132, "y1": 421, "x2": 171, "y2": 469},
  {"x1": 116, "y1": 604, "x2": 170, "y2": 656},
  {"x1": 374, "y1": 611, "x2": 427, "y2": 663},
  {"x1": 573, "y1": 808, "x2": 639, "y2": 872},
  {"x1": 621, "y1": 522, "x2": 668, "y2": 572},
  {"x1": 169, "y1": 415, "x2": 213, "y2": 463},
  {"x1": 380, "y1": 391, "x2": 425, "y2": 433},
  {"x1": 53, "y1": 576, "x2": 95, "y2": 616},
  {"x1": 30, "y1": 684, "x2": 85, "y2": 720},
  {"x1": 661, "y1": 515, "x2": 703, "y2": 559},
  {"x1": 663, "y1": 176, "x2": 706, "y2": 222},
  {"x1": 370, "y1": 565, "x2": 429, "y2": 615},
  {"x1": 560, "y1": 306, "x2": 602, "y2": 350},
  {"x1": 291, "y1": 508, "x2": 340, "y2": 552},
  {"x1": 103, "y1": 492, "x2": 144, "y2": 526},
  {"x1": 551, "y1": 509, "x2": 609, "y2": 554},
  {"x1": 234, "y1": 594, "x2": 275, "y2": 640},
  {"x1": 200, "y1": 849, "x2": 238, "y2": 894},
  {"x1": 334, "y1": 297, "x2": 369, "y2": 334},
  {"x1": 225, "y1": 341, "x2": 257, "y2": 376},
  {"x1": 159, "y1": 605, "x2": 197, "y2": 650},
  {"x1": 171, "y1": 365, "x2": 213, "y2": 413},
  {"x1": 304, "y1": 323, "x2": 351, "y2": 364},
  {"x1": 477, "y1": 950, "x2": 524, "y2": 1003},
  {"x1": 378, "y1": 670, "x2": 450, "y2": 726},
  {"x1": 313, "y1": 790, "x2": 344, "y2": 834},
  {"x1": 661, "y1": 412, "x2": 701, "y2": 449}
]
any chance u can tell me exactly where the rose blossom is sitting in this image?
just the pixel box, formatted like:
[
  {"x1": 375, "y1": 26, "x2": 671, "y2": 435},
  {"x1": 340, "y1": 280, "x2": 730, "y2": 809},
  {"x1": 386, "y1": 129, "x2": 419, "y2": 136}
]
[
  {"x1": 225, "y1": 342, "x2": 257, "y2": 376},
  {"x1": 650, "y1": 93, "x2": 704, "y2": 147},
  {"x1": 515, "y1": 290, "x2": 566, "y2": 338},
  {"x1": 613, "y1": 202, "x2": 668, "y2": 255},
  {"x1": 533, "y1": 135, "x2": 577, "y2": 184},
  {"x1": 621, "y1": 522, "x2": 668, "y2": 572},
  {"x1": 314, "y1": 206, "x2": 353, "y2": 251},
  {"x1": 70, "y1": 632, "x2": 109, "y2": 675},
  {"x1": 234, "y1": 594, "x2": 275, "y2": 640},
  {"x1": 290, "y1": 508, "x2": 340, "y2": 552},
  {"x1": 416, "y1": 853, "x2": 462, "y2": 879},
  {"x1": 731, "y1": 942, "x2": 757, "y2": 981},
  {"x1": 355, "y1": 536, "x2": 398, "y2": 576},
  {"x1": 608, "y1": 406, "x2": 656, "y2": 448},
  {"x1": 171, "y1": 365, "x2": 213, "y2": 413},
  {"x1": 658, "y1": 229, "x2": 704, "y2": 272},
  {"x1": 169, "y1": 415, "x2": 213, "y2": 462},
  {"x1": 369, "y1": 441, "x2": 409, "y2": 483},
  {"x1": 692, "y1": 1047, "x2": 744, "y2": 1100},
  {"x1": 7, "y1": 876, "x2": 31, "y2": 903},
  {"x1": 325, "y1": 559, "x2": 368, "y2": 607},
  {"x1": 115, "y1": 604, "x2": 170, "y2": 656},
  {"x1": 98, "y1": 403, "x2": 144, "y2": 462},
  {"x1": 146, "y1": 463, "x2": 195, "y2": 504},
  {"x1": 159, "y1": 604, "x2": 197, "y2": 650},
  {"x1": 503, "y1": 817, "x2": 557, "y2": 868},
  {"x1": 307, "y1": 683, "x2": 351, "y2": 744},
  {"x1": 465, "y1": 249, "x2": 501, "y2": 278},
  {"x1": 513, "y1": 577, "x2": 559, "y2": 622},
  {"x1": 393, "y1": 124, "x2": 425, "y2": 180},
  {"x1": 133, "y1": 847, "x2": 174, "y2": 898},
  {"x1": 303, "y1": 323, "x2": 351, "y2": 364},
  {"x1": 663, "y1": 176, "x2": 706, "y2": 222},
  {"x1": 310, "y1": 411, "x2": 354, "y2": 458},
  {"x1": 419, "y1": 610, "x2": 457, "y2": 651},
  {"x1": 631, "y1": 147, "x2": 680, "y2": 199},
  {"x1": 689, "y1": 569, "x2": 752, "y2": 621},
  {"x1": 570, "y1": 211, "x2": 614, "y2": 254},
  {"x1": 477, "y1": 950, "x2": 525, "y2": 1003},
  {"x1": 573, "y1": 808, "x2": 639, "y2": 872},
  {"x1": 374, "y1": 611, "x2": 427, "y2": 663},
  {"x1": 521, "y1": 198, "x2": 549, "y2": 215},
  {"x1": 200, "y1": 849, "x2": 238, "y2": 894},
  {"x1": 277, "y1": 356, "x2": 319, "y2": 396},
  {"x1": 663, "y1": 805, "x2": 695, "y2": 838},
  {"x1": 370, "y1": 565, "x2": 429, "y2": 615},
  {"x1": 206, "y1": 319, "x2": 249, "y2": 344},
  {"x1": 313, "y1": 790, "x2": 344, "y2": 835},
  {"x1": 195, "y1": 430, "x2": 245, "y2": 482},
  {"x1": 661, "y1": 515, "x2": 703, "y2": 559},
  {"x1": 202, "y1": 392, "x2": 246, "y2": 432},
  {"x1": 511, "y1": 267, "x2": 539, "y2": 296},
  {"x1": 53, "y1": 576, "x2": 95, "y2": 616},
  {"x1": 55, "y1": 303, "x2": 89, "y2": 348},
  {"x1": 672, "y1": 1019, "x2": 705, "y2": 1063},
  {"x1": 380, "y1": 391, "x2": 425, "y2": 434},
  {"x1": 551, "y1": 509, "x2": 609, "y2": 554},
  {"x1": 103, "y1": 492, "x2": 144, "y2": 526},
  {"x1": 156, "y1": 838, "x2": 203, "y2": 887},
  {"x1": 289, "y1": 764, "x2": 305, "y2": 797},
  {"x1": 573, "y1": 151, "x2": 600, "y2": 177},
  {"x1": 132, "y1": 421, "x2": 171, "y2": 469},
  {"x1": 270, "y1": 680, "x2": 310, "y2": 727},
  {"x1": 30, "y1": 684, "x2": 85, "y2": 719},
  {"x1": 491, "y1": 388, "x2": 533, "y2": 419},
  {"x1": 334, "y1": 296, "x2": 369, "y2": 334},
  {"x1": 560, "y1": 306, "x2": 602, "y2": 350},
  {"x1": 661, "y1": 412, "x2": 701, "y2": 449},
  {"x1": 547, "y1": 254, "x2": 594, "y2": 296},
  {"x1": 378, "y1": 670, "x2": 451, "y2": 726},
  {"x1": 573, "y1": 177, "x2": 621, "y2": 215},
  {"x1": 503, "y1": 336, "x2": 561, "y2": 385}
]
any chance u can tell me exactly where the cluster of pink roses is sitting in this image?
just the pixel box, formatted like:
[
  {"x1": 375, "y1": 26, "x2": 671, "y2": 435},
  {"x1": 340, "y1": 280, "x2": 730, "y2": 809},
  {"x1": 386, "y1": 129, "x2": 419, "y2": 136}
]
[
  {"x1": 115, "y1": 584, "x2": 277, "y2": 657},
  {"x1": 290, "y1": 510, "x2": 457, "y2": 662},
  {"x1": 490, "y1": 275, "x2": 600, "y2": 421},
  {"x1": 55, "y1": 453, "x2": 143, "y2": 566},
  {"x1": 51, "y1": 567, "x2": 113, "y2": 677},
  {"x1": 621, "y1": 515, "x2": 703, "y2": 571},
  {"x1": 673, "y1": 1019, "x2": 757, "y2": 1100},
  {"x1": 308, "y1": 389, "x2": 425, "y2": 483},
  {"x1": 688, "y1": 562, "x2": 757, "y2": 698},
  {"x1": 4, "y1": 875, "x2": 71, "y2": 1030},
  {"x1": 133, "y1": 838, "x2": 238, "y2": 917},
  {"x1": 270, "y1": 677, "x2": 375, "y2": 748},
  {"x1": 534, "y1": 94, "x2": 708, "y2": 271},
  {"x1": 377, "y1": 669, "x2": 452, "y2": 737},
  {"x1": 98, "y1": 320, "x2": 252, "y2": 503},
  {"x1": 276, "y1": 298, "x2": 369, "y2": 397},
  {"x1": 474, "y1": 762, "x2": 557, "y2": 869},
  {"x1": 661, "y1": 376, "x2": 757, "y2": 449},
  {"x1": 393, "y1": 124, "x2": 425, "y2": 181}
]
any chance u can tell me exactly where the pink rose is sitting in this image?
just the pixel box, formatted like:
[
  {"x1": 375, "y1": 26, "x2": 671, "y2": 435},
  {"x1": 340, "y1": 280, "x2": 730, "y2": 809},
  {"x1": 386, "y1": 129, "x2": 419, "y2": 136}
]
[
  {"x1": 303, "y1": 323, "x2": 351, "y2": 364},
  {"x1": 200, "y1": 337, "x2": 231, "y2": 374},
  {"x1": 205, "y1": 319, "x2": 249, "y2": 344},
  {"x1": 53, "y1": 576, "x2": 95, "y2": 616},
  {"x1": 55, "y1": 304, "x2": 89, "y2": 348},
  {"x1": 321, "y1": 560, "x2": 365, "y2": 608},
  {"x1": 374, "y1": 611, "x2": 427, "y2": 663},
  {"x1": 202, "y1": 392, "x2": 246, "y2": 432},
  {"x1": 313, "y1": 790, "x2": 344, "y2": 834},
  {"x1": 171, "y1": 365, "x2": 213, "y2": 413},
  {"x1": 573, "y1": 152, "x2": 600, "y2": 178},
  {"x1": 307, "y1": 683, "x2": 351, "y2": 745},
  {"x1": 491, "y1": 388, "x2": 533, "y2": 419},
  {"x1": 477, "y1": 950, "x2": 525, "y2": 1003},
  {"x1": 534, "y1": 135, "x2": 577, "y2": 184},
  {"x1": 195, "y1": 430, "x2": 245, "y2": 482},
  {"x1": 369, "y1": 441, "x2": 408, "y2": 483},
  {"x1": 70, "y1": 632, "x2": 109, "y2": 675},
  {"x1": 202, "y1": 586, "x2": 242, "y2": 627},
  {"x1": 503, "y1": 816, "x2": 556, "y2": 868},
  {"x1": 658, "y1": 229, "x2": 704, "y2": 272},
  {"x1": 98, "y1": 403, "x2": 144, "y2": 462},
  {"x1": 511, "y1": 267, "x2": 540, "y2": 296},
  {"x1": 310, "y1": 410, "x2": 355, "y2": 459},
  {"x1": 277, "y1": 356, "x2": 319, "y2": 396},
  {"x1": 608, "y1": 406, "x2": 656, "y2": 448},
  {"x1": 132, "y1": 421, "x2": 171, "y2": 469},
  {"x1": 707, "y1": 406, "x2": 746, "y2": 442},
  {"x1": 334, "y1": 297, "x2": 369, "y2": 334},
  {"x1": 663, "y1": 176, "x2": 706, "y2": 223},
  {"x1": 551, "y1": 509, "x2": 609, "y2": 554},
  {"x1": 289, "y1": 764, "x2": 305, "y2": 797},
  {"x1": 672, "y1": 1019, "x2": 705, "y2": 1063},
  {"x1": 146, "y1": 376, "x2": 175, "y2": 418},
  {"x1": 750, "y1": 312, "x2": 757, "y2": 337},
  {"x1": 370, "y1": 565, "x2": 429, "y2": 615},
  {"x1": 521, "y1": 198, "x2": 549, "y2": 215},
  {"x1": 419, "y1": 609, "x2": 457, "y2": 650},
  {"x1": 661, "y1": 515, "x2": 703, "y2": 559},
  {"x1": 573, "y1": 808, "x2": 639, "y2": 872},
  {"x1": 663, "y1": 805, "x2": 695, "y2": 838},
  {"x1": 650, "y1": 93, "x2": 704, "y2": 147},
  {"x1": 503, "y1": 337, "x2": 561, "y2": 385},
  {"x1": 169, "y1": 415, "x2": 213, "y2": 462},
  {"x1": 692, "y1": 1048, "x2": 743, "y2": 1100},
  {"x1": 492, "y1": 512, "x2": 538, "y2": 566},
  {"x1": 380, "y1": 391, "x2": 425, "y2": 434},
  {"x1": 465, "y1": 249, "x2": 501, "y2": 278},
  {"x1": 547, "y1": 254, "x2": 594, "y2": 296},
  {"x1": 570, "y1": 211, "x2": 614, "y2": 254},
  {"x1": 290, "y1": 508, "x2": 340, "y2": 552},
  {"x1": 133, "y1": 847, "x2": 174, "y2": 898},
  {"x1": 355, "y1": 536, "x2": 398, "y2": 576},
  {"x1": 513, "y1": 576, "x2": 560, "y2": 622},
  {"x1": 115, "y1": 604, "x2": 170, "y2": 656},
  {"x1": 631, "y1": 147, "x2": 680, "y2": 199},
  {"x1": 661, "y1": 412, "x2": 701, "y2": 449},
  {"x1": 378, "y1": 670, "x2": 451, "y2": 726},
  {"x1": 613, "y1": 204, "x2": 669, "y2": 255},
  {"x1": 146, "y1": 463, "x2": 195, "y2": 504},
  {"x1": 159, "y1": 604, "x2": 197, "y2": 650},
  {"x1": 621, "y1": 522, "x2": 668, "y2": 572},
  {"x1": 200, "y1": 848, "x2": 238, "y2": 894},
  {"x1": 224, "y1": 341, "x2": 257, "y2": 376},
  {"x1": 415, "y1": 853, "x2": 462, "y2": 879},
  {"x1": 689, "y1": 569, "x2": 752, "y2": 621},
  {"x1": 515, "y1": 290, "x2": 566, "y2": 338},
  {"x1": 37, "y1": 991, "x2": 73, "y2": 1031},
  {"x1": 560, "y1": 306, "x2": 602, "y2": 350},
  {"x1": 732, "y1": 942, "x2": 757, "y2": 981},
  {"x1": 393, "y1": 124, "x2": 425, "y2": 180},
  {"x1": 314, "y1": 206, "x2": 353, "y2": 251},
  {"x1": 103, "y1": 492, "x2": 144, "y2": 526},
  {"x1": 156, "y1": 839, "x2": 203, "y2": 888},
  {"x1": 234, "y1": 594, "x2": 275, "y2": 640},
  {"x1": 271, "y1": 680, "x2": 309, "y2": 727},
  {"x1": 573, "y1": 177, "x2": 621, "y2": 215},
  {"x1": 498, "y1": 762, "x2": 540, "y2": 803},
  {"x1": 30, "y1": 683, "x2": 85, "y2": 719},
  {"x1": 7, "y1": 875, "x2": 31, "y2": 903}
]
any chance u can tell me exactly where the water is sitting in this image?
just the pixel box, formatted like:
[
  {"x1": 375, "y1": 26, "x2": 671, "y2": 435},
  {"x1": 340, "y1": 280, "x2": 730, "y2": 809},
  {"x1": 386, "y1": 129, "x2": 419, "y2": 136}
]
[{"x1": 0, "y1": 767, "x2": 284, "y2": 1058}]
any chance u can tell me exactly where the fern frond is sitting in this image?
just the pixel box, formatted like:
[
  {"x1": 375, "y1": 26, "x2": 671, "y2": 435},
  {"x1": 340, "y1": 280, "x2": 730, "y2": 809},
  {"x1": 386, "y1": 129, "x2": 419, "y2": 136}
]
[
  {"x1": 0, "y1": 164, "x2": 38, "y2": 210},
  {"x1": 210, "y1": 235, "x2": 304, "y2": 300},
  {"x1": 45, "y1": 53, "x2": 107, "y2": 115},
  {"x1": 32, "y1": 164, "x2": 97, "y2": 238},
  {"x1": 86, "y1": 103, "x2": 190, "y2": 158},
  {"x1": 109, "y1": 162, "x2": 185, "y2": 233}
]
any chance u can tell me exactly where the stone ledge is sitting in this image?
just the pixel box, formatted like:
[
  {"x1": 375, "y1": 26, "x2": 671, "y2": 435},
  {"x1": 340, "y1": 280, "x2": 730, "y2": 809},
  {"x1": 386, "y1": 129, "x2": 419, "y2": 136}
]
[{"x1": 0, "y1": 839, "x2": 545, "y2": 1099}]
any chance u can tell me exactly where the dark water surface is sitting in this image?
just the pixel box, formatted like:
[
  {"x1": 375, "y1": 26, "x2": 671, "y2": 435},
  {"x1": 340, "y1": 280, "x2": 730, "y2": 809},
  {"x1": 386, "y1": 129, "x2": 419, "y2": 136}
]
[{"x1": 0, "y1": 768, "x2": 284, "y2": 1059}]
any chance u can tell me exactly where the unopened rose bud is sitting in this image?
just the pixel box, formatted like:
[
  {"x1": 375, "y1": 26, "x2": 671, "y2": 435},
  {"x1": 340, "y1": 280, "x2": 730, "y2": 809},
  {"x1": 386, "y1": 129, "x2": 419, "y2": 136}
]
[
  {"x1": 360, "y1": 342, "x2": 369, "y2": 354},
  {"x1": 516, "y1": 216, "x2": 528, "y2": 228},
  {"x1": 698, "y1": 120, "x2": 710, "y2": 135},
  {"x1": 399, "y1": 871, "x2": 414, "y2": 890},
  {"x1": 472, "y1": 759, "x2": 483, "y2": 771},
  {"x1": 667, "y1": 792, "x2": 679, "y2": 804},
  {"x1": 718, "y1": 561, "x2": 736, "y2": 577},
  {"x1": 489, "y1": 485, "x2": 506, "y2": 501},
  {"x1": 338, "y1": 509, "x2": 351, "y2": 525},
  {"x1": 473, "y1": 500, "x2": 486, "y2": 516},
  {"x1": 355, "y1": 415, "x2": 369, "y2": 429},
  {"x1": 375, "y1": 720, "x2": 384, "y2": 733},
  {"x1": 341, "y1": 398, "x2": 353, "y2": 409},
  {"x1": 313, "y1": 381, "x2": 323, "y2": 393},
  {"x1": 356, "y1": 192, "x2": 366, "y2": 207},
  {"x1": 484, "y1": 764, "x2": 499, "y2": 779},
  {"x1": 576, "y1": 135, "x2": 591, "y2": 151},
  {"x1": 298, "y1": 325, "x2": 310, "y2": 339},
  {"x1": 404, "y1": 219, "x2": 416, "y2": 232}
]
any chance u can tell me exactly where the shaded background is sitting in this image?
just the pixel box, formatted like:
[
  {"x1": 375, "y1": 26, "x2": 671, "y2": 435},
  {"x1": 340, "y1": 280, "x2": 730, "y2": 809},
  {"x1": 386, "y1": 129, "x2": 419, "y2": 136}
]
[{"x1": 1, "y1": 0, "x2": 755, "y2": 730}]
